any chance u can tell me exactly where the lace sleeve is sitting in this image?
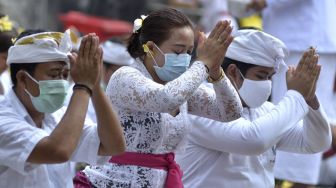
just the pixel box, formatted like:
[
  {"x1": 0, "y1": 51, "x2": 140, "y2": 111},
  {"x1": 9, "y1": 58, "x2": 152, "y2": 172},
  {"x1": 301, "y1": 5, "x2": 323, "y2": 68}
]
[
  {"x1": 106, "y1": 61, "x2": 208, "y2": 112},
  {"x1": 188, "y1": 75, "x2": 243, "y2": 122}
]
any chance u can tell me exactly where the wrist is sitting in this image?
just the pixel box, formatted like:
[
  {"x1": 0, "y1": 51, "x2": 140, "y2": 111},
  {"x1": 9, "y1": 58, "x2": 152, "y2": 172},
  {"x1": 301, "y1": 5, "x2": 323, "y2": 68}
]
[
  {"x1": 207, "y1": 68, "x2": 225, "y2": 83},
  {"x1": 306, "y1": 95, "x2": 319, "y2": 110},
  {"x1": 73, "y1": 84, "x2": 93, "y2": 96}
]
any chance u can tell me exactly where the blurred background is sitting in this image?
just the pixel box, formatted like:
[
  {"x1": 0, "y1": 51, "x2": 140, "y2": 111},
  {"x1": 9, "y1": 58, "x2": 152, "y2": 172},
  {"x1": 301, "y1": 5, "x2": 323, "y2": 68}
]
[{"x1": 0, "y1": 0, "x2": 262, "y2": 42}]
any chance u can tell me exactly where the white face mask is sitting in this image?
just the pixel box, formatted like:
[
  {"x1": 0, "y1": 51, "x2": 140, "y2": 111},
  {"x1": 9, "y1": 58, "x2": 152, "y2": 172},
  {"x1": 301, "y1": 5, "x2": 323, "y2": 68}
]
[{"x1": 238, "y1": 71, "x2": 272, "y2": 108}]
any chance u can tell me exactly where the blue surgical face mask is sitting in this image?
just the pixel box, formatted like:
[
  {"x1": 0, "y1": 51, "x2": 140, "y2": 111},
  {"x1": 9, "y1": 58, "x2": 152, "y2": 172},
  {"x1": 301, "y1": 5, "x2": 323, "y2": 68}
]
[
  {"x1": 148, "y1": 43, "x2": 191, "y2": 82},
  {"x1": 24, "y1": 72, "x2": 69, "y2": 113}
]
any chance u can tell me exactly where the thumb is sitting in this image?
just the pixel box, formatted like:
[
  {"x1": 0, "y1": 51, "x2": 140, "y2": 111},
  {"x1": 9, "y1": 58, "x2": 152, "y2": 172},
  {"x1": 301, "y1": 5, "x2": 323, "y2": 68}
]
[
  {"x1": 198, "y1": 31, "x2": 206, "y2": 47},
  {"x1": 286, "y1": 66, "x2": 294, "y2": 80},
  {"x1": 68, "y1": 52, "x2": 78, "y2": 68}
]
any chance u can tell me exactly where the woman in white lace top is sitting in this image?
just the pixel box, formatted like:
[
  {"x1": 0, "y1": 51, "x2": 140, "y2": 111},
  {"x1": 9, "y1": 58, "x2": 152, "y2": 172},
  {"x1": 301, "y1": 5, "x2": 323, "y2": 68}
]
[{"x1": 74, "y1": 8, "x2": 243, "y2": 188}]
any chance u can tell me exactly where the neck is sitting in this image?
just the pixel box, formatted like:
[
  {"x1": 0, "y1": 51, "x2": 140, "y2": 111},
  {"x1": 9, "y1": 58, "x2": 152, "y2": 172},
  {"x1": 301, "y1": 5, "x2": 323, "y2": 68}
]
[
  {"x1": 143, "y1": 56, "x2": 165, "y2": 85},
  {"x1": 14, "y1": 88, "x2": 44, "y2": 128}
]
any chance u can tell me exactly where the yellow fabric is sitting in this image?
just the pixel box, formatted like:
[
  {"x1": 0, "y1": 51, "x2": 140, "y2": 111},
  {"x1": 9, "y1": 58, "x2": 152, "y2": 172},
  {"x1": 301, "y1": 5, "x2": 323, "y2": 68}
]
[
  {"x1": 15, "y1": 32, "x2": 64, "y2": 46},
  {"x1": 239, "y1": 14, "x2": 263, "y2": 30},
  {"x1": 0, "y1": 16, "x2": 13, "y2": 32},
  {"x1": 282, "y1": 181, "x2": 294, "y2": 188}
]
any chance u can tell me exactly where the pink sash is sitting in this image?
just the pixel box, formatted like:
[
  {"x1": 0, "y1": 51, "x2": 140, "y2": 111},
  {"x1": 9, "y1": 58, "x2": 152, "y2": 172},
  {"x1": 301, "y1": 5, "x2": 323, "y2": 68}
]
[{"x1": 110, "y1": 152, "x2": 183, "y2": 188}]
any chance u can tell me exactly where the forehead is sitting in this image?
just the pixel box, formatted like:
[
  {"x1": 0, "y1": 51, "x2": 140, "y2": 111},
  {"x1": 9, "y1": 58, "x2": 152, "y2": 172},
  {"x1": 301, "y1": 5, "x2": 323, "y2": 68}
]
[
  {"x1": 161, "y1": 26, "x2": 194, "y2": 47},
  {"x1": 35, "y1": 61, "x2": 68, "y2": 71},
  {"x1": 248, "y1": 65, "x2": 275, "y2": 74}
]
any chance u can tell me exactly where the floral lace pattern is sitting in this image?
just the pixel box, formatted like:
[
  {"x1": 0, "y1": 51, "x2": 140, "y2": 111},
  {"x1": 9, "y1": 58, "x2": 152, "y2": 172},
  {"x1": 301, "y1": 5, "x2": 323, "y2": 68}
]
[{"x1": 84, "y1": 59, "x2": 242, "y2": 188}]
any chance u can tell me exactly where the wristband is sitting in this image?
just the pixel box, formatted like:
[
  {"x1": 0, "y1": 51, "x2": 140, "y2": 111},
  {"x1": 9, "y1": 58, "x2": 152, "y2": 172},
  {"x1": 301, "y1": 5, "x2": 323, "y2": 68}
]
[{"x1": 73, "y1": 84, "x2": 93, "y2": 96}]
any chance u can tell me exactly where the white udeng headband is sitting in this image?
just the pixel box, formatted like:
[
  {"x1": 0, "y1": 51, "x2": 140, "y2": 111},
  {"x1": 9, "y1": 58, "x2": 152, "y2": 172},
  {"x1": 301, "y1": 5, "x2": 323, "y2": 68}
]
[
  {"x1": 101, "y1": 41, "x2": 133, "y2": 66},
  {"x1": 7, "y1": 29, "x2": 72, "y2": 65}
]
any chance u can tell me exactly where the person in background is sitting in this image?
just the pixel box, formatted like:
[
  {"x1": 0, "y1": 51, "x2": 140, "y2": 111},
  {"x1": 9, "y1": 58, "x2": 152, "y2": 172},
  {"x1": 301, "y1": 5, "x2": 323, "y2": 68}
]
[
  {"x1": 248, "y1": 1, "x2": 336, "y2": 187},
  {"x1": 177, "y1": 29, "x2": 331, "y2": 188},
  {"x1": 0, "y1": 14, "x2": 19, "y2": 97},
  {"x1": 0, "y1": 29, "x2": 125, "y2": 188}
]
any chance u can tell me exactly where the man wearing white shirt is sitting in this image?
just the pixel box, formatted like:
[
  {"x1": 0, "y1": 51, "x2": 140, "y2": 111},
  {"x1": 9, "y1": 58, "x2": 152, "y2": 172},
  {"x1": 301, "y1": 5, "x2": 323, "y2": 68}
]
[
  {"x1": 176, "y1": 29, "x2": 331, "y2": 188},
  {"x1": 254, "y1": 1, "x2": 336, "y2": 186},
  {"x1": 0, "y1": 29, "x2": 125, "y2": 188}
]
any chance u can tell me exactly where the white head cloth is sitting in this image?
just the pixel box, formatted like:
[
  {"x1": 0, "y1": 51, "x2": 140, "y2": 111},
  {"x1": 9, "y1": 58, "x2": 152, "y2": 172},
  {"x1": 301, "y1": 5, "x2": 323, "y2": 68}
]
[
  {"x1": 7, "y1": 29, "x2": 72, "y2": 65},
  {"x1": 101, "y1": 41, "x2": 133, "y2": 66},
  {"x1": 226, "y1": 29, "x2": 288, "y2": 71}
]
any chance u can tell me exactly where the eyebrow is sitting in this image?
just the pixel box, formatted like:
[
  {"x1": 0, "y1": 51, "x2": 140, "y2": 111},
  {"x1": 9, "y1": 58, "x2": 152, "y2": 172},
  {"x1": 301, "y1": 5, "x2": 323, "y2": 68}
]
[
  {"x1": 172, "y1": 44, "x2": 194, "y2": 48},
  {"x1": 258, "y1": 70, "x2": 275, "y2": 75},
  {"x1": 48, "y1": 67, "x2": 69, "y2": 72}
]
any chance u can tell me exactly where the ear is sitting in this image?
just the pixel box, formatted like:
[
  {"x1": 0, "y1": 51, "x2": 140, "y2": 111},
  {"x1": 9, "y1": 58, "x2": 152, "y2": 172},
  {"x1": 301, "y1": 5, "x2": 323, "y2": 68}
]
[
  {"x1": 16, "y1": 70, "x2": 28, "y2": 88},
  {"x1": 145, "y1": 41, "x2": 155, "y2": 53},
  {"x1": 227, "y1": 64, "x2": 243, "y2": 89}
]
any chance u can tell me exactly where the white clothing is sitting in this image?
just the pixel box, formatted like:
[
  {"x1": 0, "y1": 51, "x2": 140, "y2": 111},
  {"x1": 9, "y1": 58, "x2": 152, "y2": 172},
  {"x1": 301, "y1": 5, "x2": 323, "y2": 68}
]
[
  {"x1": 0, "y1": 70, "x2": 12, "y2": 93},
  {"x1": 319, "y1": 155, "x2": 336, "y2": 186},
  {"x1": 0, "y1": 89, "x2": 108, "y2": 188},
  {"x1": 263, "y1": 1, "x2": 336, "y2": 183},
  {"x1": 263, "y1": 0, "x2": 336, "y2": 53},
  {"x1": 101, "y1": 41, "x2": 133, "y2": 66},
  {"x1": 199, "y1": 0, "x2": 238, "y2": 33},
  {"x1": 272, "y1": 52, "x2": 336, "y2": 124},
  {"x1": 177, "y1": 90, "x2": 331, "y2": 188},
  {"x1": 271, "y1": 52, "x2": 336, "y2": 184},
  {"x1": 7, "y1": 30, "x2": 72, "y2": 65},
  {"x1": 227, "y1": 29, "x2": 287, "y2": 71},
  {"x1": 82, "y1": 59, "x2": 243, "y2": 188}
]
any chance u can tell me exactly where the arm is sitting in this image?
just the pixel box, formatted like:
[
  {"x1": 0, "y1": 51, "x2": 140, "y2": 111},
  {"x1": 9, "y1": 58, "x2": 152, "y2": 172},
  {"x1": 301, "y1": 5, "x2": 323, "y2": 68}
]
[
  {"x1": 27, "y1": 34, "x2": 102, "y2": 163},
  {"x1": 107, "y1": 61, "x2": 208, "y2": 112},
  {"x1": 27, "y1": 90, "x2": 90, "y2": 163},
  {"x1": 91, "y1": 84, "x2": 125, "y2": 156},
  {"x1": 188, "y1": 77, "x2": 242, "y2": 122},
  {"x1": 188, "y1": 90, "x2": 309, "y2": 155},
  {"x1": 276, "y1": 102, "x2": 332, "y2": 153}
]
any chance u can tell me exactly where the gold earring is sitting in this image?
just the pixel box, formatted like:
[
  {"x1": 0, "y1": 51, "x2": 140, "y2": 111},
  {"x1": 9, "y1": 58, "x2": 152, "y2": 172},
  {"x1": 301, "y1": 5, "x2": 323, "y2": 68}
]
[{"x1": 143, "y1": 44, "x2": 149, "y2": 53}]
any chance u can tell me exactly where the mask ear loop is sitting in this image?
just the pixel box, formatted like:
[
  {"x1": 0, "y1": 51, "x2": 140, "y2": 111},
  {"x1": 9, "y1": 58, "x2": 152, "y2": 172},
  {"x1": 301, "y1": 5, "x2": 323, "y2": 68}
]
[
  {"x1": 24, "y1": 71, "x2": 39, "y2": 84},
  {"x1": 229, "y1": 67, "x2": 244, "y2": 91},
  {"x1": 23, "y1": 71, "x2": 40, "y2": 97},
  {"x1": 143, "y1": 44, "x2": 160, "y2": 67}
]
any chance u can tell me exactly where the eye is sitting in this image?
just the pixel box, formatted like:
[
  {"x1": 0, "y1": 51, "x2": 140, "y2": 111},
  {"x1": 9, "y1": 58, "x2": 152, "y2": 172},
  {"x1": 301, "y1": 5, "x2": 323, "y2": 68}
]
[
  {"x1": 256, "y1": 74, "x2": 268, "y2": 80},
  {"x1": 173, "y1": 50, "x2": 183, "y2": 55},
  {"x1": 62, "y1": 72, "x2": 69, "y2": 80},
  {"x1": 49, "y1": 74, "x2": 59, "y2": 79}
]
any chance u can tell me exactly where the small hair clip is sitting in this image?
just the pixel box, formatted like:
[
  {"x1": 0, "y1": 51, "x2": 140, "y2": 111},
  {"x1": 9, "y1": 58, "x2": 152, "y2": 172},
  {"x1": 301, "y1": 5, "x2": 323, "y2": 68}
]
[{"x1": 133, "y1": 15, "x2": 147, "y2": 33}]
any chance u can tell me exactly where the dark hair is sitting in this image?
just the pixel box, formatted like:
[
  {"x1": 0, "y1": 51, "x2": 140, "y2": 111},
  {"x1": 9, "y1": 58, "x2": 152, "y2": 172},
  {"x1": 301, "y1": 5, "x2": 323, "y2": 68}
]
[
  {"x1": 0, "y1": 31, "x2": 15, "y2": 53},
  {"x1": 10, "y1": 29, "x2": 47, "y2": 86},
  {"x1": 127, "y1": 8, "x2": 194, "y2": 59},
  {"x1": 0, "y1": 14, "x2": 19, "y2": 53},
  {"x1": 221, "y1": 57, "x2": 256, "y2": 76}
]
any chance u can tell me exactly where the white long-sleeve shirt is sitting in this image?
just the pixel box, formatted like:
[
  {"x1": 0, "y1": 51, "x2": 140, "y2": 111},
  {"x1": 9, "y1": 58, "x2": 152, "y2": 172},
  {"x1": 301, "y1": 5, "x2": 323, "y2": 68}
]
[
  {"x1": 0, "y1": 89, "x2": 108, "y2": 188},
  {"x1": 263, "y1": 0, "x2": 336, "y2": 53},
  {"x1": 177, "y1": 90, "x2": 331, "y2": 188}
]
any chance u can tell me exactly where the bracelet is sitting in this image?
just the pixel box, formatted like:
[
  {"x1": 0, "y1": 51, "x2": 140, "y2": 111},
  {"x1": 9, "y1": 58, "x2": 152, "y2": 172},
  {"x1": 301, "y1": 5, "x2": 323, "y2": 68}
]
[
  {"x1": 73, "y1": 84, "x2": 93, "y2": 96},
  {"x1": 203, "y1": 64, "x2": 210, "y2": 73},
  {"x1": 207, "y1": 68, "x2": 225, "y2": 83}
]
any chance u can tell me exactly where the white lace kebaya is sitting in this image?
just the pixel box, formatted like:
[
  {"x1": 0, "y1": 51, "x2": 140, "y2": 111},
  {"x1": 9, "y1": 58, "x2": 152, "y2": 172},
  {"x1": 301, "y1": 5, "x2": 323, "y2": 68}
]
[{"x1": 82, "y1": 59, "x2": 243, "y2": 188}]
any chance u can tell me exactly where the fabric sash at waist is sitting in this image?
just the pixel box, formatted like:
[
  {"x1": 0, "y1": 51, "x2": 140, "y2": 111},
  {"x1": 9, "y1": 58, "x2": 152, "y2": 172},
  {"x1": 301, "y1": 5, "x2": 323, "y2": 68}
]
[{"x1": 109, "y1": 152, "x2": 183, "y2": 188}]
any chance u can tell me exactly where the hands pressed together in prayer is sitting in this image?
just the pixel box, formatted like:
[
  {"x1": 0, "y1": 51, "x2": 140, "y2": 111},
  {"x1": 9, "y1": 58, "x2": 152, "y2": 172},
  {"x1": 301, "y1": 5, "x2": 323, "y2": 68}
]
[
  {"x1": 197, "y1": 20, "x2": 233, "y2": 80},
  {"x1": 68, "y1": 33, "x2": 103, "y2": 91},
  {"x1": 286, "y1": 47, "x2": 321, "y2": 109}
]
